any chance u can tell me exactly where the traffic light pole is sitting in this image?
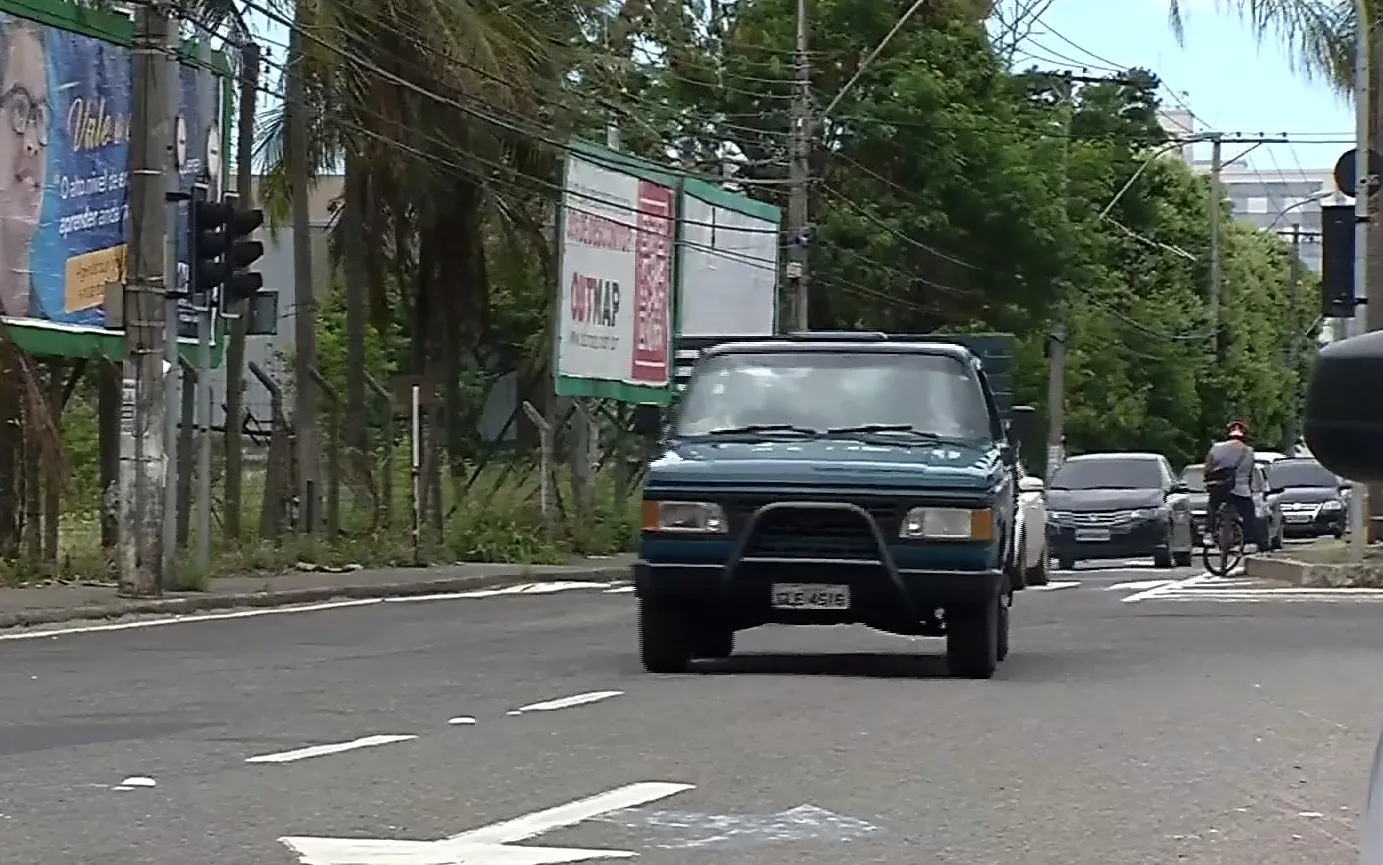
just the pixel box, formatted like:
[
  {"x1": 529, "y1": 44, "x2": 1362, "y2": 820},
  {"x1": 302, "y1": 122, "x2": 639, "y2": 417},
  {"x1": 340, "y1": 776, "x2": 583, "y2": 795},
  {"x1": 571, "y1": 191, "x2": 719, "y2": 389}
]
[{"x1": 194, "y1": 180, "x2": 213, "y2": 574}]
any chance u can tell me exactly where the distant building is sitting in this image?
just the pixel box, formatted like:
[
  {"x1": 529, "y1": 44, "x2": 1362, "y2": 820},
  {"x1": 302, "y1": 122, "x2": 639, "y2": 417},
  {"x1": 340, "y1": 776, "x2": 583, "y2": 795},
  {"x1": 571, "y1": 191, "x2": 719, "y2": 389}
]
[{"x1": 1193, "y1": 159, "x2": 1337, "y2": 275}]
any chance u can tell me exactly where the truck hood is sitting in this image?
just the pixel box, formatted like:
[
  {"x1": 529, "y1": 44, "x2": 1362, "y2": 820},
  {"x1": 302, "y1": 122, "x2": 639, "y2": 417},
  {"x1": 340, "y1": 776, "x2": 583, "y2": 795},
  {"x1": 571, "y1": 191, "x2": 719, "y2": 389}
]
[{"x1": 645, "y1": 438, "x2": 1002, "y2": 491}]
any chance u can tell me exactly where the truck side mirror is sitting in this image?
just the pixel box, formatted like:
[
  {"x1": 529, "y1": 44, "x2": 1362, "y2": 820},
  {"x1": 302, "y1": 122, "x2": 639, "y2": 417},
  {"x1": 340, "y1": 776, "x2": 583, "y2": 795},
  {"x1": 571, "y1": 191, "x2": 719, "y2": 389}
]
[
  {"x1": 631, "y1": 404, "x2": 663, "y2": 438},
  {"x1": 1305, "y1": 331, "x2": 1383, "y2": 482}
]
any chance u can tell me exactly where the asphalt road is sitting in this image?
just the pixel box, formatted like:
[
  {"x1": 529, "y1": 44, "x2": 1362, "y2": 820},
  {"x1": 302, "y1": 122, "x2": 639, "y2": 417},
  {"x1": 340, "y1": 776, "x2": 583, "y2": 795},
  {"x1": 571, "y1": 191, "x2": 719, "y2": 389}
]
[{"x1": 1, "y1": 559, "x2": 1379, "y2": 865}]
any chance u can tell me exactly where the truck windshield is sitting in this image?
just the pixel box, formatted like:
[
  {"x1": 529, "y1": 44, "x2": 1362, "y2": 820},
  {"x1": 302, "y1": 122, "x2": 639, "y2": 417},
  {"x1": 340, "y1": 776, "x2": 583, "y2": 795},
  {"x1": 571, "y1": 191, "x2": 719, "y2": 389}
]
[{"x1": 674, "y1": 351, "x2": 991, "y2": 439}]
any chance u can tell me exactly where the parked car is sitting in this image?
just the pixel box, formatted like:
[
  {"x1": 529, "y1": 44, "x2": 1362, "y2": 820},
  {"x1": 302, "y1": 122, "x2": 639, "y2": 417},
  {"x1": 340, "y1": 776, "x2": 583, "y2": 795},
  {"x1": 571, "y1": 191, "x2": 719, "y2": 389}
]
[
  {"x1": 1266, "y1": 457, "x2": 1349, "y2": 539},
  {"x1": 1011, "y1": 460, "x2": 1049, "y2": 589},
  {"x1": 1046, "y1": 452, "x2": 1196, "y2": 570},
  {"x1": 1180, "y1": 462, "x2": 1284, "y2": 550}
]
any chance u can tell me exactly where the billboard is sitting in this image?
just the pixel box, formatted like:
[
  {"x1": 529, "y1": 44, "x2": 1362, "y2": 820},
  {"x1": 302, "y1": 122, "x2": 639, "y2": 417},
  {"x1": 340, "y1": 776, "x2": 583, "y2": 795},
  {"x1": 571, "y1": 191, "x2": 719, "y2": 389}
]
[
  {"x1": 555, "y1": 142, "x2": 675, "y2": 403},
  {"x1": 677, "y1": 180, "x2": 778, "y2": 337},
  {"x1": 0, "y1": 4, "x2": 228, "y2": 359}
]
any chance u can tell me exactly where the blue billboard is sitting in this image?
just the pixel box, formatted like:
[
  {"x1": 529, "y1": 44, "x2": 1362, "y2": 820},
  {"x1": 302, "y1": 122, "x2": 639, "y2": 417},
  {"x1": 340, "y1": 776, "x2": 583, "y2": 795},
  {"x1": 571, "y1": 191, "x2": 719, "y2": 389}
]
[{"x1": 0, "y1": 11, "x2": 223, "y2": 333}]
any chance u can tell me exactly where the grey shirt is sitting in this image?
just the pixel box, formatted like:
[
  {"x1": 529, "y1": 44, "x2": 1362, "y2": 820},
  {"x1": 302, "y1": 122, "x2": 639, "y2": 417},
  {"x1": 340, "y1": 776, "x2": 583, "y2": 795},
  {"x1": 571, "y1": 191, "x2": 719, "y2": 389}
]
[{"x1": 1206, "y1": 439, "x2": 1255, "y2": 497}]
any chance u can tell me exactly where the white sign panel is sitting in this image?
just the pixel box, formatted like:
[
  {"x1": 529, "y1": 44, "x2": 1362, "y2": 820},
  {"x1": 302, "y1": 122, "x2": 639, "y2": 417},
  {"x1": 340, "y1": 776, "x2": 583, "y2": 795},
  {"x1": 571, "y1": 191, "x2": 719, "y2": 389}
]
[
  {"x1": 679, "y1": 194, "x2": 777, "y2": 337},
  {"x1": 558, "y1": 155, "x2": 674, "y2": 388}
]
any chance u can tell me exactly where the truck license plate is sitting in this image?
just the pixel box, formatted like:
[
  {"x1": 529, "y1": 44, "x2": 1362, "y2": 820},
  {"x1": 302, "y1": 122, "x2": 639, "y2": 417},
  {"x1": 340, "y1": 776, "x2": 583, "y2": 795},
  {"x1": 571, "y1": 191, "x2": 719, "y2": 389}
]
[
  {"x1": 1074, "y1": 528, "x2": 1110, "y2": 542},
  {"x1": 771, "y1": 584, "x2": 850, "y2": 610}
]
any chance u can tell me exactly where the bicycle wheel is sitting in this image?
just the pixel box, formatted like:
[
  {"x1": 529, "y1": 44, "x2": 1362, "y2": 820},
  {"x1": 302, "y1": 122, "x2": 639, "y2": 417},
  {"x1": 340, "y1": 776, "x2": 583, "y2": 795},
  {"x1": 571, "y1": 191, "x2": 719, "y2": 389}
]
[{"x1": 1202, "y1": 517, "x2": 1245, "y2": 576}]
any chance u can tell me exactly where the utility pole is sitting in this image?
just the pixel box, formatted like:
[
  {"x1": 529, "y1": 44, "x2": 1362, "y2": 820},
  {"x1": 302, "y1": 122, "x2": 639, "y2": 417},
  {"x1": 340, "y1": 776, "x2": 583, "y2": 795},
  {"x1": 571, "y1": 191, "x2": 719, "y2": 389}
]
[
  {"x1": 1038, "y1": 70, "x2": 1141, "y2": 478},
  {"x1": 1349, "y1": 0, "x2": 1370, "y2": 561},
  {"x1": 785, "y1": 0, "x2": 810, "y2": 332},
  {"x1": 1208, "y1": 136, "x2": 1223, "y2": 355},
  {"x1": 222, "y1": 40, "x2": 258, "y2": 541},
  {"x1": 285, "y1": 24, "x2": 319, "y2": 532},
  {"x1": 159, "y1": 9, "x2": 181, "y2": 586},
  {"x1": 1044, "y1": 73, "x2": 1074, "y2": 479},
  {"x1": 1284, "y1": 223, "x2": 1302, "y2": 450},
  {"x1": 119, "y1": 2, "x2": 174, "y2": 597}
]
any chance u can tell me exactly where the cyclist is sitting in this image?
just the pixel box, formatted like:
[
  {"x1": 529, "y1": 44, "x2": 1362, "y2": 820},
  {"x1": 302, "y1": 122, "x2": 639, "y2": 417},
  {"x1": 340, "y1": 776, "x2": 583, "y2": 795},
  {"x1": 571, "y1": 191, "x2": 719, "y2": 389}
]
[{"x1": 1202, "y1": 420, "x2": 1267, "y2": 551}]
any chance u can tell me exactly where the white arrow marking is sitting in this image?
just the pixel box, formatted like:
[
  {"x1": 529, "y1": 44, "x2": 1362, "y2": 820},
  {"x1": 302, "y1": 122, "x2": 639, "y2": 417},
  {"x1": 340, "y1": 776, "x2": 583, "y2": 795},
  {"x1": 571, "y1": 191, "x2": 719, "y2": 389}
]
[{"x1": 280, "y1": 781, "x2": 695, "y2": 865}]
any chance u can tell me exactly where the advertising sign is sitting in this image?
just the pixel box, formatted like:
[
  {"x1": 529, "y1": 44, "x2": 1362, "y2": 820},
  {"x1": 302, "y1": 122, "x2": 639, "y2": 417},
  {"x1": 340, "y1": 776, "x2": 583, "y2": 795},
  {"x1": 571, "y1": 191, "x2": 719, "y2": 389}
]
[
  {"x1": 0, "y1": 11, "x2": 223, "y2": 339},
  {"x1": 677, "y1": 179, "x2": 779, "y2": 337},
  {"x1": 556, "y1": 149, "x2": 674, "y2": 400}
]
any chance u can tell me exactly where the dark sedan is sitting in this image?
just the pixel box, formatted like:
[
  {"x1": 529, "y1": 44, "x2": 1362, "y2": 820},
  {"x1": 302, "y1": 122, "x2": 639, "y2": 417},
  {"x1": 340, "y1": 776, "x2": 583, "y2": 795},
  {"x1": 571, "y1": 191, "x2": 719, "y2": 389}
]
[
  {"x1": 1267, "y1": 458, "x2": 1349, "y2": 539},
  {"x1": 1046, "y1": 452, "x2": 1196, "y2": 570}
]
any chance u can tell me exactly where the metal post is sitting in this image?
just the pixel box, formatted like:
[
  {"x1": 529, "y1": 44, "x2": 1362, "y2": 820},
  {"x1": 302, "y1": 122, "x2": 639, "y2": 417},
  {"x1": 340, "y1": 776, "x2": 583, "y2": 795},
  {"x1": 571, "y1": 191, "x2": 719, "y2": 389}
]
[
  {"x1": 1284, "y1": 224, "x2": 1302, "y2": 451},
  {"x1": 1349, "y1": 0, "x2": 1370, "y2": 562},
  {"x1": 410, "y1": 384, "x2": 421, "y2": 564},
  {"x1": 1209, "y1": 136, "x2": 1223, "y2": 355},
  {"x1": 118, "y1": 2, "x2": 173, "y2": 597},
  {"x1": 786, "y1": 0, "x2": 810, "y2": 332},
  {"x1": 195, "y1": 180, "x2": 213, "y2": 573},
  {"x1": 159, "y1": 9, "x2": 181, "y2": 587}
]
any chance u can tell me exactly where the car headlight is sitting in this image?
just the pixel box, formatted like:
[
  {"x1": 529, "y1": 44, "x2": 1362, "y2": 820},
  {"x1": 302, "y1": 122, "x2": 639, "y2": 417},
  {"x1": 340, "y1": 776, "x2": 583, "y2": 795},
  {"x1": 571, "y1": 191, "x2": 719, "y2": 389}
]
[
  {"x1": 1322, "y1": 500, "x2": 1343, "y2": 511},
  {"x1": 900, "y1": 506, "x2": 993, "y2": 541},
  {"x1": 641, "y1": 501, "x2": 728, "y2": 534},
  {"x1": 1134, "y1": 507, "x2": 1163, "y2": 520}
]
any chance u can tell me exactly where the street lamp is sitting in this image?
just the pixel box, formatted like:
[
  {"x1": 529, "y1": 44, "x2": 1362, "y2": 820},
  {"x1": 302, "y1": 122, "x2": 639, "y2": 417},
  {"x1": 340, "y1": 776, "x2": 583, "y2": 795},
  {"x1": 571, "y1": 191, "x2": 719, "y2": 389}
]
[{"x1": 1265, "y1": 189, "x2": 1334, "y2": 232}]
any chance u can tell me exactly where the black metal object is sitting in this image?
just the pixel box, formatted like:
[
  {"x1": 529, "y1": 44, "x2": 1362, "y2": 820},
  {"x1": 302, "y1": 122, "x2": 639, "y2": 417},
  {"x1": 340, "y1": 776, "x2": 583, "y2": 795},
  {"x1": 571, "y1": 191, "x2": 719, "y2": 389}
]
[
  {"x1": 723, "y1": 500, "x2": 917, "y2": 622},
  {"x1": 1321, "y1": 203, "x2": 1358, "y2": 318}
]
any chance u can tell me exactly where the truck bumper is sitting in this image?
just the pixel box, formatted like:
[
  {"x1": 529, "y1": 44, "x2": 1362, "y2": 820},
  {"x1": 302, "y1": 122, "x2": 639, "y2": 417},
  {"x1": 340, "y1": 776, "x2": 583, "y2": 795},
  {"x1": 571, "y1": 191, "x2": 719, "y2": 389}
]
[{"x1": 634, "y1": 559, "x2": 1005, "y2": 619}]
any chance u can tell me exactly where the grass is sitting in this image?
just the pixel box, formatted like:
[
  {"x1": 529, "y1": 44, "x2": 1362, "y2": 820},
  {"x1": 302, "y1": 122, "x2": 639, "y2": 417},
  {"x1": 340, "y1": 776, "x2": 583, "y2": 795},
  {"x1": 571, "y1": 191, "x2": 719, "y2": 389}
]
[{"x1": 0, "y1": 457, "x2": 640, "y2": 590}]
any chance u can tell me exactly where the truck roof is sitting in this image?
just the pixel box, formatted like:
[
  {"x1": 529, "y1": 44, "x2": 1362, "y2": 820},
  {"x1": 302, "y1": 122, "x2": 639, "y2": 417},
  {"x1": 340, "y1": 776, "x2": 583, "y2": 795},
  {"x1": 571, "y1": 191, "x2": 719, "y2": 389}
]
[{"x1": 699, "y1": 338, "x2": 976, "y2": 360}]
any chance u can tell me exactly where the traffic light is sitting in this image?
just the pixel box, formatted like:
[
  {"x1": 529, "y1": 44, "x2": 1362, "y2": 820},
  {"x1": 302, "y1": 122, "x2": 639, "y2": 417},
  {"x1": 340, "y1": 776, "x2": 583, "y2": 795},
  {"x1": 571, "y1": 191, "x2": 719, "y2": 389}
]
[
  {"x1": 190, "y1": 191, "x2": 265, "y2": 305},
  {"x1": 1320, "y1": 203, "x2": 1356, "y2": 318}
]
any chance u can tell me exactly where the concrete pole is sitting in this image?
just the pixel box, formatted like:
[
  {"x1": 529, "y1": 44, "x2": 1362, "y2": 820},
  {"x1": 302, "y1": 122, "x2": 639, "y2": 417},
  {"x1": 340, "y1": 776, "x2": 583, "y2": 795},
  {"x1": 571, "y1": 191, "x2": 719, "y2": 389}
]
[
  {"x1": 118, "y1": 2, "x2": 174, "y2": 597},
  {"x1": 1348, "y1": 0, "x2": 1370, "y2": 562},
  {"x1": 786, "y1": 0, "x2": 810, "y2": 331}
]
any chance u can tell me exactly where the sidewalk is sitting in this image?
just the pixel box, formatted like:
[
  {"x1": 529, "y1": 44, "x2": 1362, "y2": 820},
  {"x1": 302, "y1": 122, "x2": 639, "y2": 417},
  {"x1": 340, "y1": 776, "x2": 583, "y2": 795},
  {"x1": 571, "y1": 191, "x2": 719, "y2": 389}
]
[{"x1": 0, "y1": 554, "x2": 635, "y2": 629}]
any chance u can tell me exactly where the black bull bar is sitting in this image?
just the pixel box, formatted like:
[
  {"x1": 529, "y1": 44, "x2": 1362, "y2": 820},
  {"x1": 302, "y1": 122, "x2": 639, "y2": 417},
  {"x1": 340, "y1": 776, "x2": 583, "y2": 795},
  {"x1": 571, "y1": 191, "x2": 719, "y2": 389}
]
[{"x1": 721, "y1": 500, "x2": 918, "y2": 622}]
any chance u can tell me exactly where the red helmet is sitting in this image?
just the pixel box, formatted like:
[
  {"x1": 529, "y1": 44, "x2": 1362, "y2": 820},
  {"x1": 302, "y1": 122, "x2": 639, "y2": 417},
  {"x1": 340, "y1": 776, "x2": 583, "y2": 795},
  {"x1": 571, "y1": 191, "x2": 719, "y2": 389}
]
[{"x1": 1226, "y1": 420, "x2": 1248, "y2": 439}]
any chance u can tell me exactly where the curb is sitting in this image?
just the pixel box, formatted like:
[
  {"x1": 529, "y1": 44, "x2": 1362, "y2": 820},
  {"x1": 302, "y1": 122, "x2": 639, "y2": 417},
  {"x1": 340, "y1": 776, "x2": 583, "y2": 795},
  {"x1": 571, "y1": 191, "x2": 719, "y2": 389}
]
[
  {"x1": 1244, "y1": 552, "x2": 1383, "y2": 589},
  {"x1": 1243, "y1": 554, "x2": 1306, "y2": 583},
  {"x1": 0, "y1": 566, "x2": 631, "y2": 630}
]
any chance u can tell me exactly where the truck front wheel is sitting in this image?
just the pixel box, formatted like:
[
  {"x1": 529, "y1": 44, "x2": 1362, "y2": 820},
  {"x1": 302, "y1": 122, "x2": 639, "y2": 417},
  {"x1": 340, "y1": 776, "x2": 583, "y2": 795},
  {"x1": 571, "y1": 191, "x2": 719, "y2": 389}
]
[
  {"x1": 639, "y1": 598, "x2": 693, "y2": 673},
  {"x1": 946, "y1": 598, "x2": 1000, "y2": 679}
]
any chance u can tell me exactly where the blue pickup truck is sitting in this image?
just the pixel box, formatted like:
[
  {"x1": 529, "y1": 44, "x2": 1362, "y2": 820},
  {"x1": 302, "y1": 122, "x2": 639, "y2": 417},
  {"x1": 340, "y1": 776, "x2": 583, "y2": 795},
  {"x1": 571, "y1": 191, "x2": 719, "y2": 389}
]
[{"x1": 631, "y1": 331, "x2": 1032, "y2": 679}]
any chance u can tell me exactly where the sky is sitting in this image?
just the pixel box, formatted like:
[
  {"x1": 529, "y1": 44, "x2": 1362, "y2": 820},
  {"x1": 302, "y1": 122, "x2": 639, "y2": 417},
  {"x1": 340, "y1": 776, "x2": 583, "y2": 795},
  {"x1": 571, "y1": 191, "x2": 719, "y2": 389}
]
[
  {"x1": 1009, "y1": 0, "x2": 1357, "y2": 179},
  {"x1": 240, "y1": 0, "x2": 1357, "y2": 181}
]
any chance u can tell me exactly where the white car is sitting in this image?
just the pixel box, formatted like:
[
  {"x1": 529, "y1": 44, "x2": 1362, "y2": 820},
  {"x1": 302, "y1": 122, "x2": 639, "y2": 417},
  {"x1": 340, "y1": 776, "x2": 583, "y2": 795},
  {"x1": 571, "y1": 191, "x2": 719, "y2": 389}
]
[{"x1": 1011, "y1": 461, "x2": 1050, "y2": 588}]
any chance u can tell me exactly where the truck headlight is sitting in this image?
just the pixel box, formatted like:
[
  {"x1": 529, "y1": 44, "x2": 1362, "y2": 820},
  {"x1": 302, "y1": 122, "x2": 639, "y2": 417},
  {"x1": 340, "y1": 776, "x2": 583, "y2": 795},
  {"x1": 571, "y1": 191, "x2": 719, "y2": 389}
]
[
  {"x1": 641, "y1": 501, "x2": 728, "y2": 534},
  {"x1": 900, "y1": 506, "x2": 993, "y2": 541}
]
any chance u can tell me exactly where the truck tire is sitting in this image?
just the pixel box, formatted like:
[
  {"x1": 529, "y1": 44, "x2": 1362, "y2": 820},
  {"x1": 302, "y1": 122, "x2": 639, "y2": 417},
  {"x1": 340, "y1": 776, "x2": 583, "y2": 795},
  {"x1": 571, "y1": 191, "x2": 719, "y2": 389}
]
[
  {"x1": 946, "y1": 598, "x2": 999, "y2": 679},
  {"x1": 691, "y1": 627, "x2": 734, "y2": 659},
  {"x1": 638, "y1": 598, "x2": 692, "y2": 673}
]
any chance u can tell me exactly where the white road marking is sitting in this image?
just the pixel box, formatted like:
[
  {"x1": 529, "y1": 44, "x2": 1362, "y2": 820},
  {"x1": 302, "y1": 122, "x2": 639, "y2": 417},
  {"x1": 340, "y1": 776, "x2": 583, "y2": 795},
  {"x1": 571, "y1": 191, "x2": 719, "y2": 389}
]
[
  {"x1": 112, "y1": 776, "x2": 156, "y2": 790},
  {"x1": 598, "y1": 803, "x2": 881, "y2": 850},
  {"x1": 447, "y1": 717, "x2": 477, "y2": 726},
  {"x1": 1107, "y1": 579, "x2": 1174, "y2": 592},
  {"x1": 512, "y1": 691, "x2": 624, "y2": 714},
  {"x1": 1122, "y1": 572, "x2": 1217, "y2": 603},
  {"x1": 246, "y1": 734, "x2": 418, "y2": 764},
  {"x1": 1027, "y1": 581, "x2": 1079, "y2": 592},
  {"x1": 0, "y1": 580, "x2": 620, "y2": 642},
  {"x1": 280, "y1": 781, "x2": 695, "y2": 865},
  {"x1": 384, "y1": 582, "x2": 613, "y2": 604},
  {"x1": 0, "y1": 598, "x2": 386, "y2": 641},
  {"x1": 603, "y1": 585, "x2": 635, "y2": 594}
]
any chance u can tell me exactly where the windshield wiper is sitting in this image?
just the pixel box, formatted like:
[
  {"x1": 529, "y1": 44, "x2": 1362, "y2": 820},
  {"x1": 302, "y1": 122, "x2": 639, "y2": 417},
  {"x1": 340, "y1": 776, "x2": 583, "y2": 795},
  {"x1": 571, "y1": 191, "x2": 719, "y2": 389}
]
[
  {"x1": 705, "y1": 423, "x2": 820, "y2": 436},
  {"x1": 825, "y1": 424, "x2": 945, "y2": 439}
]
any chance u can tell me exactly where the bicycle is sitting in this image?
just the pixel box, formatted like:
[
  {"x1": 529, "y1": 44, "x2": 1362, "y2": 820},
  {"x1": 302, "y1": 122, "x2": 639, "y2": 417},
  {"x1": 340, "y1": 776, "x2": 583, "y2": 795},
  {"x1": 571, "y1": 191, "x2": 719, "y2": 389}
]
[{"x1": 1201, "y1": 496, "x2": 1245, "y2": 576}]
